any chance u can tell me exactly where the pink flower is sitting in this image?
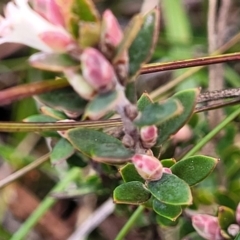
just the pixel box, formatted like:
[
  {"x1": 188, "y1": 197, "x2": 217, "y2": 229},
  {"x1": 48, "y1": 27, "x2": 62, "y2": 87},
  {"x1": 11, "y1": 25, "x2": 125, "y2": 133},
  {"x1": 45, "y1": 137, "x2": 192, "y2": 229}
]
[
  {"x1": 140, "y1": 125, "x2": 158, "y2": 148},
  {"x1": 30, "y1": 0, "x2": 65, "y2": 27},
  {"x1": 0, "y1": 0, "x2": 74, "y2": 53},
  {"x1": 100, "y1": 9, "x2": 123, "y2": 58},
  {"x1": 80, "y1": 47, "x2": 117, "y2": 92},
  {"x1": 192, "y1": 214, "x2": 223, "y2": 240},
  {"x1": 131, "y1": 154, "x2": 163, "y2": 181}
]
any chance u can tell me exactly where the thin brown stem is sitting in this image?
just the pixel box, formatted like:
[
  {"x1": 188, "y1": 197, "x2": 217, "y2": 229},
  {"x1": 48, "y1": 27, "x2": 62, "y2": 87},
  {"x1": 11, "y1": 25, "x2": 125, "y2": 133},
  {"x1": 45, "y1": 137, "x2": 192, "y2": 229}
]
[
  {"x1": 141, "y1": 52, "x2": 240, "y2": 74},
  {"x1": 0, "y1": 78, "x2": 68, "y2": 106},
  {"x1": 0, "y1": 153, "x2": 50, "y2": 189},
  {"x1": 1, "y1": 52, "x2": 240, "y2": 106}
]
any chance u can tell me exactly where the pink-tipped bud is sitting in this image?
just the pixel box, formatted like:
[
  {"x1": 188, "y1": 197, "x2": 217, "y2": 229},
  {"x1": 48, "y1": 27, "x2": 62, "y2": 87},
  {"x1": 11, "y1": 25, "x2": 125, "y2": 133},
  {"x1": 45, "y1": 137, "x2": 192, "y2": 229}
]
[
  {"x1": 80, "y1": 47, "x2": 117, "y2": 93},
  {"x1": 140, "y1": 125, "x2": 158, "y2": 149},
  {"x1": 39, "y1": 31, "x2": 74, "y2": 52},
  {"x1": 192, "y1": 214, "x2": 223, "y2": 240},
  {"x1": 163, "y1": 167, "x2": 172, "y2": 174},
  {"x1": 172, "y1": 125, "x2": 192, "y2": 144},
  {"x1": 228, "y1": 224, "x2": 240, "y2": 237},
  {"x1": 131, "y1": 154, "x2": 163, "y2": 181},
  {"x1": 100, "y1": 10, "x2": 123, "y2": 58},
  {"x1": 236, "y1": 202, "x2": 240, "y2": 225},
  {"x1": 30, "y1": 0, "x2": 65, "y2": 27}
]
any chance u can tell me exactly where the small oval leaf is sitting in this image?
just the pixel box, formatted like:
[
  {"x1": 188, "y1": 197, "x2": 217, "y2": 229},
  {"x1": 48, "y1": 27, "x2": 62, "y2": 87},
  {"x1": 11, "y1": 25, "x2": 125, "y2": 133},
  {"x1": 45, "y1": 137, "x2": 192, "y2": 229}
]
[
  {"x1": 137, "y1": 92, "x2": 153, "y2": 112},
  {"x1": 66, "y1": 128, "x2": 134, "y2": 164},
  {"x1": 128, "y1": 8, "x2": 160, "y2": 80},
  {"x1": 119, "y1": 163, "x2": 145, "y2": 183},
  {"x1": 218, "y1": 206, "x2": 235, "y2": 230},
  {"x1": 153, "y1": 198, "x2": 182, "y2": 221},
  {"x1": 84, "y1": 90, "x2": 119, "y2": 120},
  {"x1": 36, "y1": 87, "x2": 87, "y2": 117},
  {"x1": 29, "y1": 53, "x2": 79, "y2": 72},
  {"x1": 113, "y1": 181, "x2": 151, "y2": 204},
  {"x1": 171, "y1": 155, "x2": 218, "y2": 186},
  {"x1": 157, "y1": 88, "x2": 199, "y2": 145},
  {"x1": 134, "y1": 99, "x2": 183, "y2": 127},
  {"x1": 147, "y1": 173, "x2": 192, "y2": 205},
  {"x1": 40, "y1": 106, "x2": 67, "y2": 120},
  {"x1": 51, "y1": 138, "x2": 75, "y2": 165},
  {"x1": 161, "y1": 158, "x2": 176, "y2": 168}
]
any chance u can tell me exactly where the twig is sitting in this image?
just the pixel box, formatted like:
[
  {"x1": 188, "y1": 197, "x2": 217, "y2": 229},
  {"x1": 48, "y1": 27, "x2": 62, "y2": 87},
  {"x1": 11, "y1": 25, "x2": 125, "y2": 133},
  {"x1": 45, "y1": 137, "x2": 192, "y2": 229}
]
[
  {"x1": 67, "y1": 198, "x2": 115, "y2": 240},
  {"x1": 150, "y1": 31, "x2": 240, "y2": 100},
  {"x1": 0, "y1": 153, "x2": 50, "y2": 189}
]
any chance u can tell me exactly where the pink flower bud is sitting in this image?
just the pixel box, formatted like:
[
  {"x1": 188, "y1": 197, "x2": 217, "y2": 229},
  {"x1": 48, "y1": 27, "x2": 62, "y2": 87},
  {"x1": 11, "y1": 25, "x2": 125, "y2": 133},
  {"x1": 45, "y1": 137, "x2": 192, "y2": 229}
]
[
  {"x1": 100, "y1": 10, "x2": 123, "y2": 58},
  {"x1": 172, "y1": 125, "x2": 192, "y2": 144},
  {"x1": 140, "y1": 125, "x2": 158, "y2": 148},
  {"x1": 131, "y1": 154, "x2": 163, "y2": 181},
  {"x1": 163, "y1": 167, "x2": 172, "y2": 174},
  {"x1": 192, "y1": 214, "x2": 223, "y2": 240},
  {"x1": 236, "y1": 202, "x2": 240, "y2": 225},
  {"x1": 30, "y1": 0, "x2": 65, "y2": 27},
  {"x1": 80, "y1": 47, "x2": 117, "y2": 93},
  {"x1": 228, "y1": 224, "x2": 240, "y2": 237},
  {"x1": 140, "y1": 125, "x2": 158, "y2": 142},
  {"x1": 39, "y1": 31, "x2": 74, "y2": 52}
]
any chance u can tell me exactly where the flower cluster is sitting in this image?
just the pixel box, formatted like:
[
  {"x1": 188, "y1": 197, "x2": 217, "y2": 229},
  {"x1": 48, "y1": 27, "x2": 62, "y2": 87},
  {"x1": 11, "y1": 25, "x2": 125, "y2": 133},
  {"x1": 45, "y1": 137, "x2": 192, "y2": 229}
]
[
  {"x1": 0, "y1": 0, "x2": 128, "y2": 102},
  {"x1": 192, "y1": 203, "x2": 240, "y2": 239}
]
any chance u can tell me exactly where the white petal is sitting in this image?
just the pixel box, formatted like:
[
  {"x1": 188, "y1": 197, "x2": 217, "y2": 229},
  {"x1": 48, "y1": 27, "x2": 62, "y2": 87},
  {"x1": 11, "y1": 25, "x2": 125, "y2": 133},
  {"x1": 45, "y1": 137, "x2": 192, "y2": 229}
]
[{"x1": 0, "y1": 0, "x2": 72, "y2": 53}]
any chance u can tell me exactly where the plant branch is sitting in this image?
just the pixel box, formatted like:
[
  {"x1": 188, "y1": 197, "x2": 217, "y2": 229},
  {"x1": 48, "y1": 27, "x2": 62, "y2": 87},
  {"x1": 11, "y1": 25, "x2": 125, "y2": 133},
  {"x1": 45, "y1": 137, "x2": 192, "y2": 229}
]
[
  {"x1": 0, "y1": 153, "x2": 50, "y2": 189},
  {"x1": 150, "y1": 31, "x2": 240, "y2": 100},
  {"x1": 141, "y1": 52, "x2": 240, "y2": 74},
  {"x1": 0, "y1": 78, "x2": 68, "y2": 106},
  {"x1": 0, "y1": 119, "x2": 122, "y2": 132},
  {"x1": 1, "y1": 51, "x2": 240, "y2": 107},
  {"x1": 10, "y1": 167, "x2": 80, "y2": 240}
]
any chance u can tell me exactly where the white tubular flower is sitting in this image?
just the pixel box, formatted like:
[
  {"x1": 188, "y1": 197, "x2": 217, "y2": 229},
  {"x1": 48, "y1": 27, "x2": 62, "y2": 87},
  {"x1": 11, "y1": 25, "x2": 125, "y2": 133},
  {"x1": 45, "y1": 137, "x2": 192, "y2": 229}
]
[{"x1": 0, "y1": 0, "x2": 73, "y2": 53}]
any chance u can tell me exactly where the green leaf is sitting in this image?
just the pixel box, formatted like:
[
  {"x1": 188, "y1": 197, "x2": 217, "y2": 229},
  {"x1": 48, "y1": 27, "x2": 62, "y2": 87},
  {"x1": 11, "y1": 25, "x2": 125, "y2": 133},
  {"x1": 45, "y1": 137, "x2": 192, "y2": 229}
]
[
  {"x1": 79, "y1": 21, "x2": 100, "y2": 48},
  {"x1": 171, "y1": 155, "x2": 218, "y2": 186},
  {"x1": 137, "y1": 93, "x2": 153, "y2": 112},
  {"x1": 153, "y1": 198, "x2": 182, "y2": 221},
  {"x1": 157, "y1": 88, "x2": 199, "y2": 145},
  {"x1": 113, "y1": 181, "x2": 151, "y2": 204},
  {"x1": 161, "y1": 158, "x2": 176, "y2": 168},
  {"x1": 134, "y1": 99, "x2": 183, "y2": 127},
  {"x1": 40, "y1": 106, "x2": 67, "y2": 120},
  {"x1": 147, "y1": 173, "x2": 192, "y2": 205},
  {"x1": 119, "y1": 163, "x2": 144, "y2": 183},
  {"x1": 125, "y1": 82, "x2": 137, "y2": 104},
  {"x1": 128, "y1": 8, "x2": 160, "y2": 80},
  {"x1": 29, "y1": 53, "x2": 79, "y2": 72},
  {"x1": 50, "y1": 138, "x2": 75, "y2": 165},
  {"x1": 36, "y1": 87, "x2": 87, "y2": 116},
  {"x1": 84, "y1": 91, "x2": 119, "y2": 120},
  {"x1": 24, "y1": 115, "x2": 56, "y2": 123},
  {"x1": 234, "y1": 233, "x2": 240, "y2": 240},
  {"x1": 72, "y1": 0, "x2": 100, "y2": 22},
  {"x1": 113, "y1": 14, "x2": 144, "y2": 64},
  {"x1": 156, "y1": 214, "x2": 178, "y2": 227},
  {"x1": 218, "y1": 206, "x2": 235, "y2": 230},
  {"x1": 66, "y1": 129, "x2": 134, "y2": 164},
  {"x1": 67, "y1": 152, "x2": 88, "y2": 168}
]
